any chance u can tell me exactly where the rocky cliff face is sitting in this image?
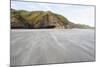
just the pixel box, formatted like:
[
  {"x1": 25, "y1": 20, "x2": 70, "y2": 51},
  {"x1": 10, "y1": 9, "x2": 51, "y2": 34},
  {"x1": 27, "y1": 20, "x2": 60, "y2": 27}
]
[
  {"x1": 11, "y1": 9, "x2": 69, "y2": 29},
  {"x1": 11, "y1": 9, "x2": 94, "y2": 29}
]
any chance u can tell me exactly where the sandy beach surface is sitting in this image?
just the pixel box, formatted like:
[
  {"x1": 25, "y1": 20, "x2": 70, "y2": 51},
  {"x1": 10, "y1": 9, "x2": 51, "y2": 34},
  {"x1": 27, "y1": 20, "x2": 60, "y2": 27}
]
[{"x1": 10, "y1": 29, "x2": 95, "y2": 66}]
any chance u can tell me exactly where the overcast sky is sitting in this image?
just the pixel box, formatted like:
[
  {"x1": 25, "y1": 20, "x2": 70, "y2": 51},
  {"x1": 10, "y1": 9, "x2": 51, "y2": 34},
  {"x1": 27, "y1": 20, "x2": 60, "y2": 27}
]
[{"x1": 11, "y1": 1, "x2": 95, "y2": 27}]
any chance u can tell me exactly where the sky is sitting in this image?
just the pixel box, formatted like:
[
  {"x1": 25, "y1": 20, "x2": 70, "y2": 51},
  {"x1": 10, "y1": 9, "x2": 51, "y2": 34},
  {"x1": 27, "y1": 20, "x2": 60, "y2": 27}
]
[{"x1": 11, "y1": 1, "x2": 95, "y2": 27}]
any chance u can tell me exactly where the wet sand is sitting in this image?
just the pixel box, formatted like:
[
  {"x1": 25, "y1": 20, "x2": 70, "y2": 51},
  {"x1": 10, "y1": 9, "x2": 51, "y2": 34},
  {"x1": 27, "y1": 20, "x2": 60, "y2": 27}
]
[{"x1": 10, "y1": 29, "x2": 95, "y2": 66}]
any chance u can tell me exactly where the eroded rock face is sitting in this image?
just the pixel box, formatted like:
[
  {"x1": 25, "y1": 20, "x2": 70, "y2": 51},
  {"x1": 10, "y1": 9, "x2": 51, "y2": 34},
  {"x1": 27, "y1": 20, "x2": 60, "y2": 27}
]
[
  {"x1": 11, "y1": 15, "x2": 26, "y2": 28},
  {"x1": 11, "y1": 15, "x2": 33, "y2": 29},
  {"x1": 11, "y1": 9, "x2": 69, "y2": 29}
]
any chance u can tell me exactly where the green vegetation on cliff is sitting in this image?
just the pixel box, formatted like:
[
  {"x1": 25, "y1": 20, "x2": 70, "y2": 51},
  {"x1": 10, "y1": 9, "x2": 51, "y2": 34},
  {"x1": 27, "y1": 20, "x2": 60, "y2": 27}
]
[{"x1": 11, "y1": 9, "x2": 94, "y2": 29}]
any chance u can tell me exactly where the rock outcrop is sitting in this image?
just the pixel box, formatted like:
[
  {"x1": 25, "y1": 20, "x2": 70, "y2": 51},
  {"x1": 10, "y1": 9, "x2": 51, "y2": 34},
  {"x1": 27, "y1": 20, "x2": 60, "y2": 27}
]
[
  {"x1": 11, "y1": 9, "x2": 69, "y2": 29},
  {"x1": 11, "y1": 9, "x2": 94, "y2": 29}
]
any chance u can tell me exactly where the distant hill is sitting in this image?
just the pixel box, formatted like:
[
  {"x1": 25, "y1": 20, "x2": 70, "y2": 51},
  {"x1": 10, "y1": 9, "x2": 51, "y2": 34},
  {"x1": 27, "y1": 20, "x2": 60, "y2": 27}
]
[
  {"x1": 67, "y1": 22, "x2": 94, "y2": 29},
  {"x1": 11, "y1": 8, "x2": 94, "y2": 29}
]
